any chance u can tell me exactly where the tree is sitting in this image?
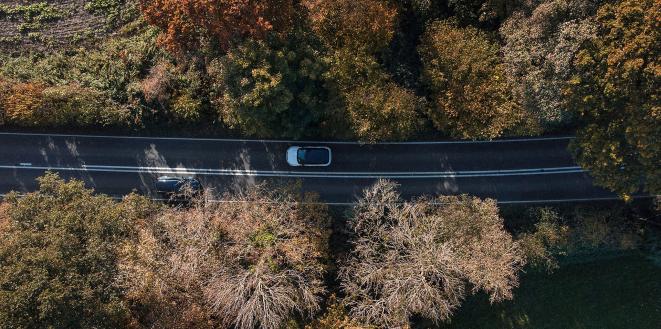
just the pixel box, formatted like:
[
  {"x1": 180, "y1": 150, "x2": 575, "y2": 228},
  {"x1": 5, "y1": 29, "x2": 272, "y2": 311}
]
[
  {"x1": 340, "y1": 180, "x2": 525, "y2": 327},
  {"x1": 121, "y1": 185, "x2": 331, "y2": 329},
  {"x1": 210, "y1": 34, "x2": 333, "y2": 139},
  {"x1": 419, "y1": 20, "x2": 525, "y2": 139},
  {"x1": 501, "y1": 0, "x2": 599, "y2": 128},
  {"x1": 568, "y1": 0, "x2": 660, "y2": 196},
  {"x1": 0, "y1": 173, "x2": 154, "y2": 328},
  {"x1": 344, "y1": 81, "x2": 423, "y2": 142},
  {"x1": 303, "y1": 0, "x2": 398, "y2": 53},
  {"x1": 139, "y1": 0, "x2": 295, "y2": 54}
]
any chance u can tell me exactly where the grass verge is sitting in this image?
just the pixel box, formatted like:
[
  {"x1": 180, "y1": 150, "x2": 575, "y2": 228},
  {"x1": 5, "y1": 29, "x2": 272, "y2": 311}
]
[{"x1": 433, "y1": 252, "x2": 661, "y2": 329}]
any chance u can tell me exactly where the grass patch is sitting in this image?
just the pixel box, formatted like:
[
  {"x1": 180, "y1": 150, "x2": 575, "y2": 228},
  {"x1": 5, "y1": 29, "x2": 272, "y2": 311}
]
[{"x1": 433, "y1": 252, "x2": 661, "y2": 329}]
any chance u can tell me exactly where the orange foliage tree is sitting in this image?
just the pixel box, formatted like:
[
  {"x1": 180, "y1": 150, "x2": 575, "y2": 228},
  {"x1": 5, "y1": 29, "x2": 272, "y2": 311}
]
[
  {"x1": 303, "y1": 0, "x2": 397, "y2": 53},
  {"x1": 139, "y1": 0, "x2": 295, "y2": 53},
  {"x1": 2, "y1": 82, "x2": 47, "y2": 126}
]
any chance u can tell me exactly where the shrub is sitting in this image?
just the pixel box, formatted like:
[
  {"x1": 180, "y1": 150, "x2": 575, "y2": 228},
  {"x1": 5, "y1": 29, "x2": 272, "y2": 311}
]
[
  {"x1": 305, "y1": 295, "x2": 373, "y2": 329},
  {"x1": 1, "y1": 80, "x2": 130, "y2": 127}
]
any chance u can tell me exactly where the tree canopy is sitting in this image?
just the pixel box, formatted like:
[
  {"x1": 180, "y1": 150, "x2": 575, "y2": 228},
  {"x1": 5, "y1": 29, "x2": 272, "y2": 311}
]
[
  {"x1": 340, "y1": 180, "x2": 525, "y2": 327},
  {"x1": 139, "y1": 0, "x2": 295, "y2": 54},
  {"x1": 121, "y1": 185, "x2": 331, "y2": 329},
  {"x1": 0, "y1": 173, "x2": 154, "y2": 328},
  {"x1": 568, "y1": 0, "x2": 660, "y2": 196},
  {"x1": 419, "y1": 20, "x2": 525, "y2": 139}
]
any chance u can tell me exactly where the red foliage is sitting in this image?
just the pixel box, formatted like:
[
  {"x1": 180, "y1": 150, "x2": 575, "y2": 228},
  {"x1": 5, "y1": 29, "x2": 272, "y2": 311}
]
[{"x1": 139, "y1": 0, "x2": 295, "y2": 53}]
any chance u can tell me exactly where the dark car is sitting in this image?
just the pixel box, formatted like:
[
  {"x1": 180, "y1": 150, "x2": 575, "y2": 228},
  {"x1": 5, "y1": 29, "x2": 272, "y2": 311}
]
[
  {"x1": 286, "y1": 146, "x2": 332, "y2": 166},
  {"x1": 155, "y1": 176, "x2": 202, "y2": 198}
]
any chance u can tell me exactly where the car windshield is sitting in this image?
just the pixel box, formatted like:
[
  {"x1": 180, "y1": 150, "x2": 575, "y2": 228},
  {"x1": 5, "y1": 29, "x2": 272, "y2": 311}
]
[{"x1": 297, "y1": 148, "x2": 329, "y2": 165}]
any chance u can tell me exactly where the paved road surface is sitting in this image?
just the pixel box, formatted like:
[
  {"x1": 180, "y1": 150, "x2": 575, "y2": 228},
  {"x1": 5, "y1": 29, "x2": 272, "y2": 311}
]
[{"x1": 0, "y1": 132, "x2": 622, "y2": 204}]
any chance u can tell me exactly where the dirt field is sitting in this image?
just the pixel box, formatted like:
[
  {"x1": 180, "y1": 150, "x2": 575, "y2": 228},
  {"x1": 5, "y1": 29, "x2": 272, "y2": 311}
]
[{"x1": 0, "y1": 0, "x2": 127, "y2": 52}]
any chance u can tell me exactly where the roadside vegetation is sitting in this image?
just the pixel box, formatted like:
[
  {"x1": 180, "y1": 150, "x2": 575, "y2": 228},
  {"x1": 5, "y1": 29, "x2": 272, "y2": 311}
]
[
  {"x1": 0, "y1": 1, "x2": 659, "y2": 327},
  {"x1": 1, "y1": 174, "x2": 659, "y2": 328},
  {"x1": 0, "y1": 0, "x2": 657, "y2": 197}
]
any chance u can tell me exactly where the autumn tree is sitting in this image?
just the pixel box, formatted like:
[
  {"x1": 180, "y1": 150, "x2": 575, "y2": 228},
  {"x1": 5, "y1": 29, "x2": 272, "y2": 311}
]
[
  {"x1": 0, "y1": 173, "x2": 154, "y2": 328},
  {"x1": 568, "y1": 0, "x2": 660, "y2": 196},
  {"x1": 340, "y1": 180, "x2": 525, "y2": 327},
  {"x1": 209, "y1": 33, "x2": 334, "y2": 139},
  {"x1": 121, "y1": 185, "x2": 331, "y2": 329},
  {"x1": 139, "y1": 0, "x2": 295, "y2": 54},
  {"x1": 304, "y1": 0, "x2": 424, "y2": 142},
  {"x1": 303, "y1": 0, "x2": 397, "y2": 53},
  {"x1": 419, "y1": 20, "x2": 526, "y2": 139},
  {"x1": 344, "y1": 81, "x2": 423, "y2": 142},
  {"x1": 501, "y1": 0, "x2": 599, "y2": 128}
]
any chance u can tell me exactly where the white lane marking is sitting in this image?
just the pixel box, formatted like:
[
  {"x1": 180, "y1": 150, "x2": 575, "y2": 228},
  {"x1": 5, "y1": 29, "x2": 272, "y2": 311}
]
[
  {"x1": 0, "y1": 193, "x2": 653, "y2": 205},
  {"x1": 0, "y1": 164, "x2": 587, "y2": 178},
  {"x1": 0, "y1": 132, "x2": 575, "y2": 145}
]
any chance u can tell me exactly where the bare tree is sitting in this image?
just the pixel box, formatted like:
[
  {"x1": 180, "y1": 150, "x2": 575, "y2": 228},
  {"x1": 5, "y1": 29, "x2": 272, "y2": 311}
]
[
  {"x1": 339, "y1": 180, "x2": 525, "y2": 327},
  {"x1": 120, "y1": 186, "x2": 331, "y2": 329}
]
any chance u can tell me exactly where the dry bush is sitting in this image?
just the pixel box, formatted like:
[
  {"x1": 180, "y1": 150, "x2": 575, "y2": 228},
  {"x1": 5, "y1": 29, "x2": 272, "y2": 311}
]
[
  {"x1": 121, "y1": 185, "x2": 331, "y2": 329},
  {"x1": 0, "y1": 202, "x2": 9, "y2": 234},
  {"x1": 140, "y1": 60, "x2": 175, "y2": 105},
  {"x1": 340, "y1": 180, "x2": 525, "y2": 327}
]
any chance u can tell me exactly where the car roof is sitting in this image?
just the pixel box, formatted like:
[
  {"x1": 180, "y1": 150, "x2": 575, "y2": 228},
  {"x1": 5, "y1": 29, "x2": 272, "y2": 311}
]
[{"x1": 299, "y1": 147, "x2": 330, "y2": 164}]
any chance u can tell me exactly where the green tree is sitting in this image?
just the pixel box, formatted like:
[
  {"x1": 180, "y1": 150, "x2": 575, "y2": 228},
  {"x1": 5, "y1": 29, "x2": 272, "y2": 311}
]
[
  {"x1": 569, "y1": 0, "x2": 660, "y2": 197},
  {"x1": 210, "y1": 34, "x2": 333, "y2": 139},
  {"x1": 0, "y1": 173, "x2": 154, "y2": 328},
  {"x1": 419, "y1": 20, "x2": 525, "y2": 139}
]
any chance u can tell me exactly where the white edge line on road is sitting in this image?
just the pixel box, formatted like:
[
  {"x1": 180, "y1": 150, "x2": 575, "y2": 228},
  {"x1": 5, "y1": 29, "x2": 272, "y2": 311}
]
[
  {"x1": 0, "y1": 165, "x2": 587, "y2": 178},
  {"x1": 0, "y1": 132, "x2": 575, "y2": 145},
  {"x1": 0, "y1": 194, "x2": 652, "y2": 205}
]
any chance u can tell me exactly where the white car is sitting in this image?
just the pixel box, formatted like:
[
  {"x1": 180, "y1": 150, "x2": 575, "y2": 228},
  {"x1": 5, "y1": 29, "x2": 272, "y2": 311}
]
[{"x1": 286, "y1": 146, "x2": 332, "y2": 167}]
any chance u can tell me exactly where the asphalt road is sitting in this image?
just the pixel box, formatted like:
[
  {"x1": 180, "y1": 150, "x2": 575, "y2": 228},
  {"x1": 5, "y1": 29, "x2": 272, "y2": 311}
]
[{"x1": 0, "y1": 132, "x2": 621, "y2": 204}]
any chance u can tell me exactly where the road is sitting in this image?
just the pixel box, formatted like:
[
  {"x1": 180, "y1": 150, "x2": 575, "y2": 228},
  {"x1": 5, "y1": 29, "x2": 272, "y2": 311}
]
[{"x1": 0, "y1": 132, "x2": 622, "y2": 204}]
